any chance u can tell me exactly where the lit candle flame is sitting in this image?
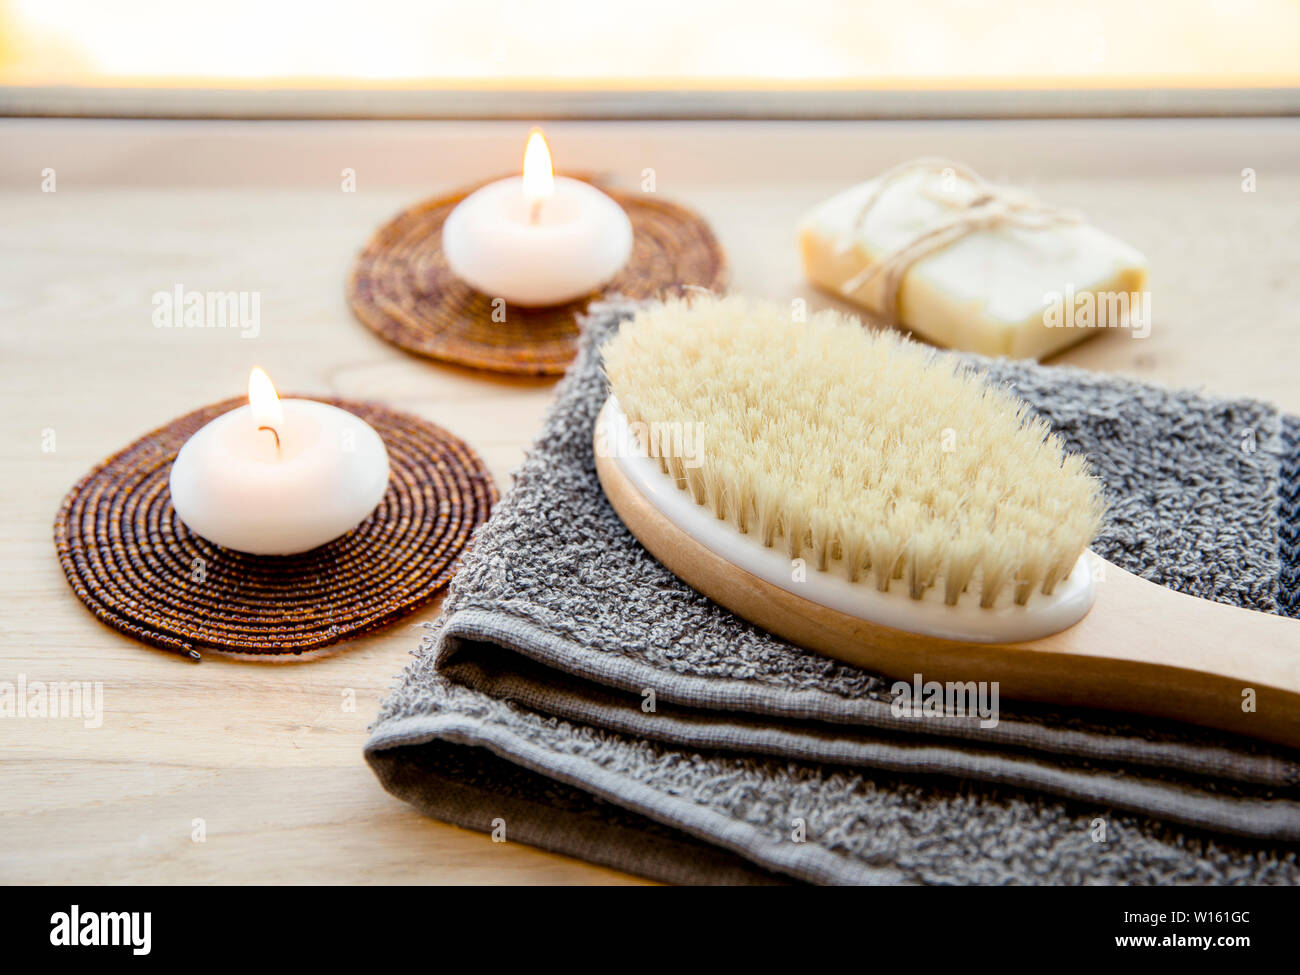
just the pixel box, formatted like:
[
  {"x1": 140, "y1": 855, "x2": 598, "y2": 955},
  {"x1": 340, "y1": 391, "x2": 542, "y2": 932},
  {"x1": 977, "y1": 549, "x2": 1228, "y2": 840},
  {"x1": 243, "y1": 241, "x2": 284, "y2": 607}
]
[
  {"x1": 522, "y1": 128, "x2": 554, "y2": 220},
  {"x1": 248, "y1": 366, "x2": 283, "y2": 430}
]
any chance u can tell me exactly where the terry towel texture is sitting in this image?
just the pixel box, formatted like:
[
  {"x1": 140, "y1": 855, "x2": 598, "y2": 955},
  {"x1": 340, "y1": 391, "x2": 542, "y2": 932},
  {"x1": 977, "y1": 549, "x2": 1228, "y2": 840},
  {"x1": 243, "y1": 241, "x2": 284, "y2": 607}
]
[{"x1": 367, "y1": 302, "x2": 1300, "y2": 885}]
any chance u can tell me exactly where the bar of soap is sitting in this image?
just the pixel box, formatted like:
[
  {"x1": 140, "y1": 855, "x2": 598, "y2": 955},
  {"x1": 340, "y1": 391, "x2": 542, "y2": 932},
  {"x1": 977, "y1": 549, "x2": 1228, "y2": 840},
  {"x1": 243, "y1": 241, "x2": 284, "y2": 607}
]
[{"x1": 799, "y1": 168, "x2": 1148, "y2": 359}]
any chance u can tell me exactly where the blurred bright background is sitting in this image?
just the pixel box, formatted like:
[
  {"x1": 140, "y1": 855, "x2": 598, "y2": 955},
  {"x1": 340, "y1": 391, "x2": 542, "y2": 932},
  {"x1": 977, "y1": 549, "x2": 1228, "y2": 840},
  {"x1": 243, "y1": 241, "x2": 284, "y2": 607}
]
[{"x1": 2, "y1": 0, "x2": 1297, "y2": 92}]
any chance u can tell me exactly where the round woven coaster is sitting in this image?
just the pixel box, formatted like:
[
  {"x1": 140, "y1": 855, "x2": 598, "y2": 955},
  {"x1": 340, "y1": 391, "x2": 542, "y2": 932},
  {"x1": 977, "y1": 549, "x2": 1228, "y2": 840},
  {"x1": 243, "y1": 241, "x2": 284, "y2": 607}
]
[
  {"x1": 348, "y1": 181, "x2": 728, "y2": 376},
  {"x1": 53, "y1": 397, "x2": 496, "y2": 661}
]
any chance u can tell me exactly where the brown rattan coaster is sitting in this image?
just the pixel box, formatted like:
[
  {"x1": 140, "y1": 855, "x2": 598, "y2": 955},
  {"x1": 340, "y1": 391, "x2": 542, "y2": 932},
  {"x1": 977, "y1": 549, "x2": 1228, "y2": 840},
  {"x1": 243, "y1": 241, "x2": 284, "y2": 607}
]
[
  {"x1": 53, "y1": 397, "x2": 496, "y2": 661},
  {"x1": 347, "y1": 180, "x2": 728, "y2": 376}
]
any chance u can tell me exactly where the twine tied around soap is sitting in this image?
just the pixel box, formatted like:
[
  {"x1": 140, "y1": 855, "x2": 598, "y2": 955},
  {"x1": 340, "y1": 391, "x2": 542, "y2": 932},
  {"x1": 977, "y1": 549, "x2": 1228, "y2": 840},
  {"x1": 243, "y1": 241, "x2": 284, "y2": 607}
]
[{"x1": 836, "y1": 158, "x2": 1084, "y2": 325}]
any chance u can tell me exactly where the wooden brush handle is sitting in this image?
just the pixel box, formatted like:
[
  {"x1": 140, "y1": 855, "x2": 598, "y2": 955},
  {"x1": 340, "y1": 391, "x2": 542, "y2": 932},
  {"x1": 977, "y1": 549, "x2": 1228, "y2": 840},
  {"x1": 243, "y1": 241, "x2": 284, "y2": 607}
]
[
  {"x1": 1018, "y1": 565, "x2": 1300, "y2": 745},
  {"x1": 596, "y1": 443, "x2": 1300, "y2": 749}
]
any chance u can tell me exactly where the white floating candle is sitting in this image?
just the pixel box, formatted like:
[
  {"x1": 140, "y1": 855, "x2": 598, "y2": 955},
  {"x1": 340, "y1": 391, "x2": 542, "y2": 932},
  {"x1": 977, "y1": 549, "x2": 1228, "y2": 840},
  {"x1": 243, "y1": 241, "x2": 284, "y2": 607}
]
[
  {"x1": 169, "y1": 368, "x2": 390, "y2": 556},
  {"x1": 442, "y1": 129, "x2": 633, "y2": 307}
]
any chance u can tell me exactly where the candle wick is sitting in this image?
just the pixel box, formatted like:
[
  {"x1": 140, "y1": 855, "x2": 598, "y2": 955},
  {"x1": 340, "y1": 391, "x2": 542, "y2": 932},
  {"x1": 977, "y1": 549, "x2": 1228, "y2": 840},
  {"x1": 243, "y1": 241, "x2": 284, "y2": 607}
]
[
  {"x1": 257, "y1": 425, "x2": 281, "y2": 451},
  {"x1": 529, "y1": 198, "x2": 544, "y2": 225}
]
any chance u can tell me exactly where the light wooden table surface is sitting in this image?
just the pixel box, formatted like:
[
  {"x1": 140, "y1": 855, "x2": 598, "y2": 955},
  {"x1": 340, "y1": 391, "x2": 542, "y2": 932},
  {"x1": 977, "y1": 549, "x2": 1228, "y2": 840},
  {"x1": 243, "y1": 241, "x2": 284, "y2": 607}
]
[{"x1": 2, "y1": 117, "x2": 1297, "y2": 885}]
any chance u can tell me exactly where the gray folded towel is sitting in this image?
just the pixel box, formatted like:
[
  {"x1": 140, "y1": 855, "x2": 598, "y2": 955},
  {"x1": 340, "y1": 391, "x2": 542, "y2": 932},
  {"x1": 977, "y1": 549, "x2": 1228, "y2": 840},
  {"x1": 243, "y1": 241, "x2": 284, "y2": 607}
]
[{"x1": 367, "y1": 301, "x2": 1300, "y2": 885}]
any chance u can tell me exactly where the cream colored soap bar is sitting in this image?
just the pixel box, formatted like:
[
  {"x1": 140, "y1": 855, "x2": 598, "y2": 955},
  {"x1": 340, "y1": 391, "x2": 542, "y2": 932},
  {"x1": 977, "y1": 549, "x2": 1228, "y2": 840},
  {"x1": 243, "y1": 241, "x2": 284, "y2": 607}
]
[{"x1": 799, "y1": 166, "x2": 1149, "y2": 359}]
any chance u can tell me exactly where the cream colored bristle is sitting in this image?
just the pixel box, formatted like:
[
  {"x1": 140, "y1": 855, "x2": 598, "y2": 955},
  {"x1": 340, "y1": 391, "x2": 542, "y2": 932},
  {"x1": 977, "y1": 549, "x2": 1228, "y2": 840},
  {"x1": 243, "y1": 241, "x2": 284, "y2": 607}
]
[{"x1": 601, "y1": 295, "x2": 1106, "y2": 608}]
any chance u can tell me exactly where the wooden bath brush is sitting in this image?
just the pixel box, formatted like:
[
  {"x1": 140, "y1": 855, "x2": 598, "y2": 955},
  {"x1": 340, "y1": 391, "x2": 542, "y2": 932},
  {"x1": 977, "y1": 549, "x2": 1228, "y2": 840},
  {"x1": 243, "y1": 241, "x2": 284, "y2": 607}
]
[{"x1": 594, "y1": 296, "x2": 1300, "y2": 748}]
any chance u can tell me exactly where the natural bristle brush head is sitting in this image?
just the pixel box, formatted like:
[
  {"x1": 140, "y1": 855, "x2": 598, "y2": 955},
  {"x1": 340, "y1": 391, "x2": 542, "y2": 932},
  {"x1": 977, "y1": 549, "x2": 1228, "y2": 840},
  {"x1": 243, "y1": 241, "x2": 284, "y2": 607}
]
[{"x1": 600, "y1": 295, "x2": 1105, "y2": 611}]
